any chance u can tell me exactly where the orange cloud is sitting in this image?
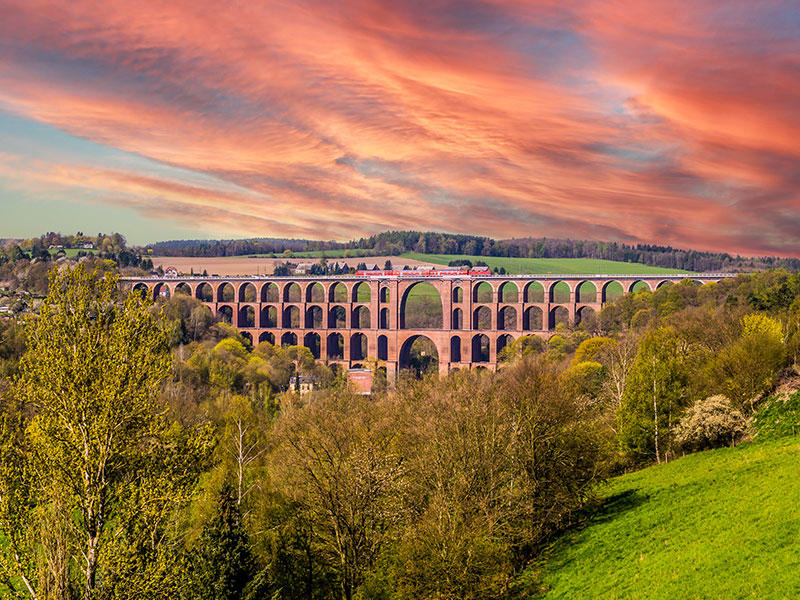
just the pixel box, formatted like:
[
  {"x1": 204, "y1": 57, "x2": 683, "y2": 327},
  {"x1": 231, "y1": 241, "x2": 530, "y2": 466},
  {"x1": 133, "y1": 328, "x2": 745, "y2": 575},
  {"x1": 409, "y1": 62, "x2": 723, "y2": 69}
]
[{"x1": 0, "y1": 0, "x2": 796, "y2": 255}]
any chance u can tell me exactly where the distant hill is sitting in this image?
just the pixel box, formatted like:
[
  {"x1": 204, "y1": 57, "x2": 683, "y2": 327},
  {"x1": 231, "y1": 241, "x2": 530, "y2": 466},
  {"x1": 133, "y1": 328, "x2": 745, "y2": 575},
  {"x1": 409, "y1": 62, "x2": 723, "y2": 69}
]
[{"x1": 144, "y1": 230, "x2": 800, "y2": 272}]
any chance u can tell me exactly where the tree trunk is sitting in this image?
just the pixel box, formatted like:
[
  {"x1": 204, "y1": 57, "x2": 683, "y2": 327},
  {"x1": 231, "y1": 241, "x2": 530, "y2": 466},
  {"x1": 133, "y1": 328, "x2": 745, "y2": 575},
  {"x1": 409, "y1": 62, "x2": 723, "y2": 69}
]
[
  {"x1": 85, "y1": 530, "x2": 99, "y2": 600},
  {"x1": 306, "y1": 540, "x2": 313, "y2": 600},
  {"x1": 652, "y1": 356, "x2": 660, "y2": 464},
  {"x1": 237, "y1": 420, "x2": 244, "y2": 505}
]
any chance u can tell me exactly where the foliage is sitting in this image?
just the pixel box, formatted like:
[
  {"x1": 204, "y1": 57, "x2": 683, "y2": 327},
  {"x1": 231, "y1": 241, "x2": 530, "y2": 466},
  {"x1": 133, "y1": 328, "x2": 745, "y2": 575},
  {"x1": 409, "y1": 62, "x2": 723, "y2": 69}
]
[
  {"x1": 0, "y1": 264, "x2": 209, "y2": 599},
  {"x1": 0, "y1": 319, "x2": 25, "y2": 380},
  {"x1": 563, "y1": 361, "x2": 606, "y2": 400},
  {"x1": 272, "y1": 391, "x2": 406, "y2": 600},
  {"x1": 674, "y1": 395, "x2": 747, "y2": 452},
  {"x1": 618, "y1": 327, "x2": 691, "y2": 463},
  {"x1": 751, "y1": 391, "x2": 800, "y2": 441},
  {"x1": 380, "y1": 363, "x2": 606, "y2": 600},
  {"x1": 705, "y1": 313, "x2": 785, "y2": 411},
  {"x1": 191, "y1": 483, "x2": 255, "y2": 600},
  {"x1": 0, "y1": 232, "x2": 152, "y2": 274},
  {"x1": 741, "y1": 312, "x2": 783, "y2": 339},
  {"x1": 498, "y1": 334, "x2": 545, "y2": 364},
  {"x1": 573, "y1": 337, "x2": 615, "y2": 365},
  {"x1": 546, "y1": 335, "x2": 568, "y2": 361}
]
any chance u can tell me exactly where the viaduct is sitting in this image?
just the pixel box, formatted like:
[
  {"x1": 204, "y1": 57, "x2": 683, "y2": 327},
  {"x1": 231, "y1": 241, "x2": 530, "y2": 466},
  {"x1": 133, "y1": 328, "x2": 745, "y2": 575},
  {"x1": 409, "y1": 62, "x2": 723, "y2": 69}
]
[{"x1": 122, "y1": 273, "x2": 729, "y2": 379}]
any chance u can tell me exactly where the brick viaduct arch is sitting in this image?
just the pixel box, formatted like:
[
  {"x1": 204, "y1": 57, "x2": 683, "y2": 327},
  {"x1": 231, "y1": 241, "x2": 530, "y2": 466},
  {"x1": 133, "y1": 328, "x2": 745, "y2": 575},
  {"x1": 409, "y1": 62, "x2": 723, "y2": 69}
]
[{"x1": 124, "y1": 273, "x2": 728, "y2": 380}]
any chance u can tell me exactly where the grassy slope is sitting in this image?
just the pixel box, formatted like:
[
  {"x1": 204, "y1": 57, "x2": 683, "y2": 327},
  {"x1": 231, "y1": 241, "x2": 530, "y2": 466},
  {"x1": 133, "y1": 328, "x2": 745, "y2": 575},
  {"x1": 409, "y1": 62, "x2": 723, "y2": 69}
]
[
  {"x1": 400, "y1": 253, "x2": 694, "y2": 275},
  {"x1": 526, "y1": 436, "x2": 800, "y2": 599}
]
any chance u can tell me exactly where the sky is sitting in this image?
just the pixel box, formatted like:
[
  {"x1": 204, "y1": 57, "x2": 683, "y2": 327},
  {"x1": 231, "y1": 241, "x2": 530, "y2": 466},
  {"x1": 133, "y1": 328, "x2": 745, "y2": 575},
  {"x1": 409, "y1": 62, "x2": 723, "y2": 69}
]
[{"x1": 0, "y1": 0, "x2": 797, "y2": 255}]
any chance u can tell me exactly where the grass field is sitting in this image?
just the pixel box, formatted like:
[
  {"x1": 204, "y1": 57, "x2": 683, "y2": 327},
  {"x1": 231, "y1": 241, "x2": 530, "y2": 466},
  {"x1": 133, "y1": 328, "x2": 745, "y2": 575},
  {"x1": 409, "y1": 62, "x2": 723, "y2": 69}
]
[
  {"x1": 151, "y1": 252, "x2": 693, "y2": 276},
  {"x1": 523, "y1": 435, "x2": 800, "y2": 599},
  {"x1": 401, "y1": 253, "x2": 695, "y2": 275},
  {"x1": 48, "y1": 248, "x2": 95, "y2": 258}
]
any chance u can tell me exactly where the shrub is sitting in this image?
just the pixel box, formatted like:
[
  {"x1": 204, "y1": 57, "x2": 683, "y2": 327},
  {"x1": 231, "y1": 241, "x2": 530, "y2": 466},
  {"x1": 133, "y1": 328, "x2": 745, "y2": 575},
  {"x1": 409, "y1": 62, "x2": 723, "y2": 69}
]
[
  {"x1": 448, "y1": 259, "x2": 473, "y2": 268},
  {"x1": 705, "y1": 314, "x2": 785, "y2": 412},
  {"x1": 563, "y1": 361, "x2": 606, "y2": 399},
  {"x1": 573, "y1": 337, "x2": 615, "y2": 365},
  {"x1": 751, "y1": 391, "x2": 800, "y2": 441},
  {"x1": 675, "y1": 395, "x2": 747, "y2": 452},
  {"x1": 630, "y1": 308, "x2": 651, "y2": 329}
]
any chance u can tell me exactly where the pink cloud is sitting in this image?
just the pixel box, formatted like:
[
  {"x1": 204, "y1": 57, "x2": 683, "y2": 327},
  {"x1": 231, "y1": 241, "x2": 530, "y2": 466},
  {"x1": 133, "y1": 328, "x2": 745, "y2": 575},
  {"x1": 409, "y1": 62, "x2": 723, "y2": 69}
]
[{"x1": 0, "y1": 0, "x2": 796, "y2": 255}]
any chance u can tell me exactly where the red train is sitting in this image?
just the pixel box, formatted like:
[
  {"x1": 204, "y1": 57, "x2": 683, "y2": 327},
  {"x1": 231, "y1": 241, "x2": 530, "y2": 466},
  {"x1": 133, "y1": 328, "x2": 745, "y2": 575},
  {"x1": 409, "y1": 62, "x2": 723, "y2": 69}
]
[{"x1": 355, "y1": 268, "x2": 492, "y2": 277}]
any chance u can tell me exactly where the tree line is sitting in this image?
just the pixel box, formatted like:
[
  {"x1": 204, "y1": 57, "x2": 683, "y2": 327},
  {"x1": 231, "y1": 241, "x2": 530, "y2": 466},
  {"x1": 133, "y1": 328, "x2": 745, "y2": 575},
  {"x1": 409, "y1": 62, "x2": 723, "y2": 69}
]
[
  {"x1": 14, "y1": 229, "x2": 800, "y2": 273},
  {"x1": 0, "y1": 232, "x2": 153, "y2": 275},
  {"x1": 147, "y1": 238, "x2": 333, "y2": 258}
]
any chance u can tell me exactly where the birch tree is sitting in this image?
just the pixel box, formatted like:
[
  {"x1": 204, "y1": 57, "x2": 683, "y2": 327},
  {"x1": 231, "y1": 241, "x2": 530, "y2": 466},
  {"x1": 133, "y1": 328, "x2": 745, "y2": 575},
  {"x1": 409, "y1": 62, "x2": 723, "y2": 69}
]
[
  {"x1": 0, "y1": 264, "x2": 208, "y2": 600},
  {"x1": 618, "y1": 327, "x2": 690, "y2": 463}
]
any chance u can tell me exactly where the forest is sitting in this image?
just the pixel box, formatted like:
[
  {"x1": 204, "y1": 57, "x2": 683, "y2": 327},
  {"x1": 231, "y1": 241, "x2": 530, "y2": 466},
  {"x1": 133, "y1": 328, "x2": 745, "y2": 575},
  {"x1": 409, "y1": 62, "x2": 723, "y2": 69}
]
[{"x1": 0, "y1": 252, "x2": 799, "y2": 599}]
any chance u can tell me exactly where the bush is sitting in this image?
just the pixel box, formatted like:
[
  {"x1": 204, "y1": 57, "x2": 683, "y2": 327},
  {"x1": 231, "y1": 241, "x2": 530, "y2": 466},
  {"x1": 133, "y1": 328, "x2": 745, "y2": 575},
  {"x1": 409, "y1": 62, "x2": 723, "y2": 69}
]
[
  {"x1": 751, "y1": 391, "x2": 800, "y2": 441},
  {"x1": 675, "y1": 395, "x2": 747, "y2": 452},
  {"x1": 447, "y1": 259, "x2": 473, "y2": 268},
  {"x1": 706, "y1": 314, "x2": 786, "y2": 412}
]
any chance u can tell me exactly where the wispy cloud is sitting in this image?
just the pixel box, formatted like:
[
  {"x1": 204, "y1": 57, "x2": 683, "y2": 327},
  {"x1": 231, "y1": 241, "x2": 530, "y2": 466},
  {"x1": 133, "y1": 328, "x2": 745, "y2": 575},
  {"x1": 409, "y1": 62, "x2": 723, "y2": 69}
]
[{"x1": 0, "y1": 0, "x2": 796, "y2": 254}]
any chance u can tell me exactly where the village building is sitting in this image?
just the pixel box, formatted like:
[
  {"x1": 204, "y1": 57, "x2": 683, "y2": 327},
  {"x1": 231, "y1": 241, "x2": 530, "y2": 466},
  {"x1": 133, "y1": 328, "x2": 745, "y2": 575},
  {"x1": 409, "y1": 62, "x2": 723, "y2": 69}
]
[
  {"x1": 347, "y1": 368, "x2": 373, "y2": 395},
  {"x1": 289, "y1": 374, "x2": 319, "y2": 395}
]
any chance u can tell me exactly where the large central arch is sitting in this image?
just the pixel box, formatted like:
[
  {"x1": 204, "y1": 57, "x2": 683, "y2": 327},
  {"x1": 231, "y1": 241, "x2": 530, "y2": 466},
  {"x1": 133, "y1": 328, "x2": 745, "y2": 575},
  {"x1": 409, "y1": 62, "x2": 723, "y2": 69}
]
[
  {"x1": 400, "y1": 282, "x2": 443, "y2": 329},
  {"x1": 398, "y1": 334, "x2": 440, "y2": 375}
]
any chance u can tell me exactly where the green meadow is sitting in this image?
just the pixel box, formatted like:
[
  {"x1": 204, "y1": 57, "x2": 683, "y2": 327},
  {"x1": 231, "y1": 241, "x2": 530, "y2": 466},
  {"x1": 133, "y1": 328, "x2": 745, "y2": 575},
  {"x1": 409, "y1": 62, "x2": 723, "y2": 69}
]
[
  {"x1": 48, "y1": 248, "x2": 95, "y2": 258},
  {"x1": 522, "y1": 432, "x2": 800, "y2": 599},
  {"x1": 400, "y1": 253, "x2": 695, "y2": 275},
  {"x1": 161, "y1": 250, "x2": 695, "y2": 275}
]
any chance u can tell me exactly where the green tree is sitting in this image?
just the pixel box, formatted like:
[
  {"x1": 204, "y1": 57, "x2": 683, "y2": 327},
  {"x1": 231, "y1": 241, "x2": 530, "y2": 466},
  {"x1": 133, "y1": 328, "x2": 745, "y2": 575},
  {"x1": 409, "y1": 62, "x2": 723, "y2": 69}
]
[
  {"x1": 386, "y1": 361, "x2": 605, "y2": 599},
  {"x1": 706, "y1": 314, "x2": 785, "y2": 411},
  {"x1": 618, "y1": 327, "x2": 691, "y2": 463},
  {"x1": 497, "y1": 335, "x2": 545, "y2": 364},
  {"x1": 273, "y1": 391, "x2": 405, "y2": 600},
  {"x1": 573, "y1": 337, "x2": 615, "y2": 365},
  {"x1": 216, "y1": 394, "x2": 268, "y2": 507},
  {"x1": 1, "y1": 264, "x2": 208, "y2": 599},
  {"x1": 192, "y1": 483, "x2": 255, "y2": 600},
  {"x1": 563, "y1": 360, "x2": 606, "y2": 400},
  {"x1": 595, "y1": 334, "x2": 639, "y2": 432}
]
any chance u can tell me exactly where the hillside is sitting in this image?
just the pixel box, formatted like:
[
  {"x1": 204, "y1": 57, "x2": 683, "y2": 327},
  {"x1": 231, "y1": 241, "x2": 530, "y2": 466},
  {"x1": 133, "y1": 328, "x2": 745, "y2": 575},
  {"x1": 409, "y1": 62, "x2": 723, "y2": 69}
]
[
  {"x1": 400, "y1": 253, "x2": 694, "y2": 275},
  {"x1": 148, "y1": 253, "x2": 695, "y2": 276},
  {"x1": 523, "y1": 434, "x2": 800, "y2": 599},
  {"x1": 141, "y1": 230, "x2": 800, "y2": 272}
]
